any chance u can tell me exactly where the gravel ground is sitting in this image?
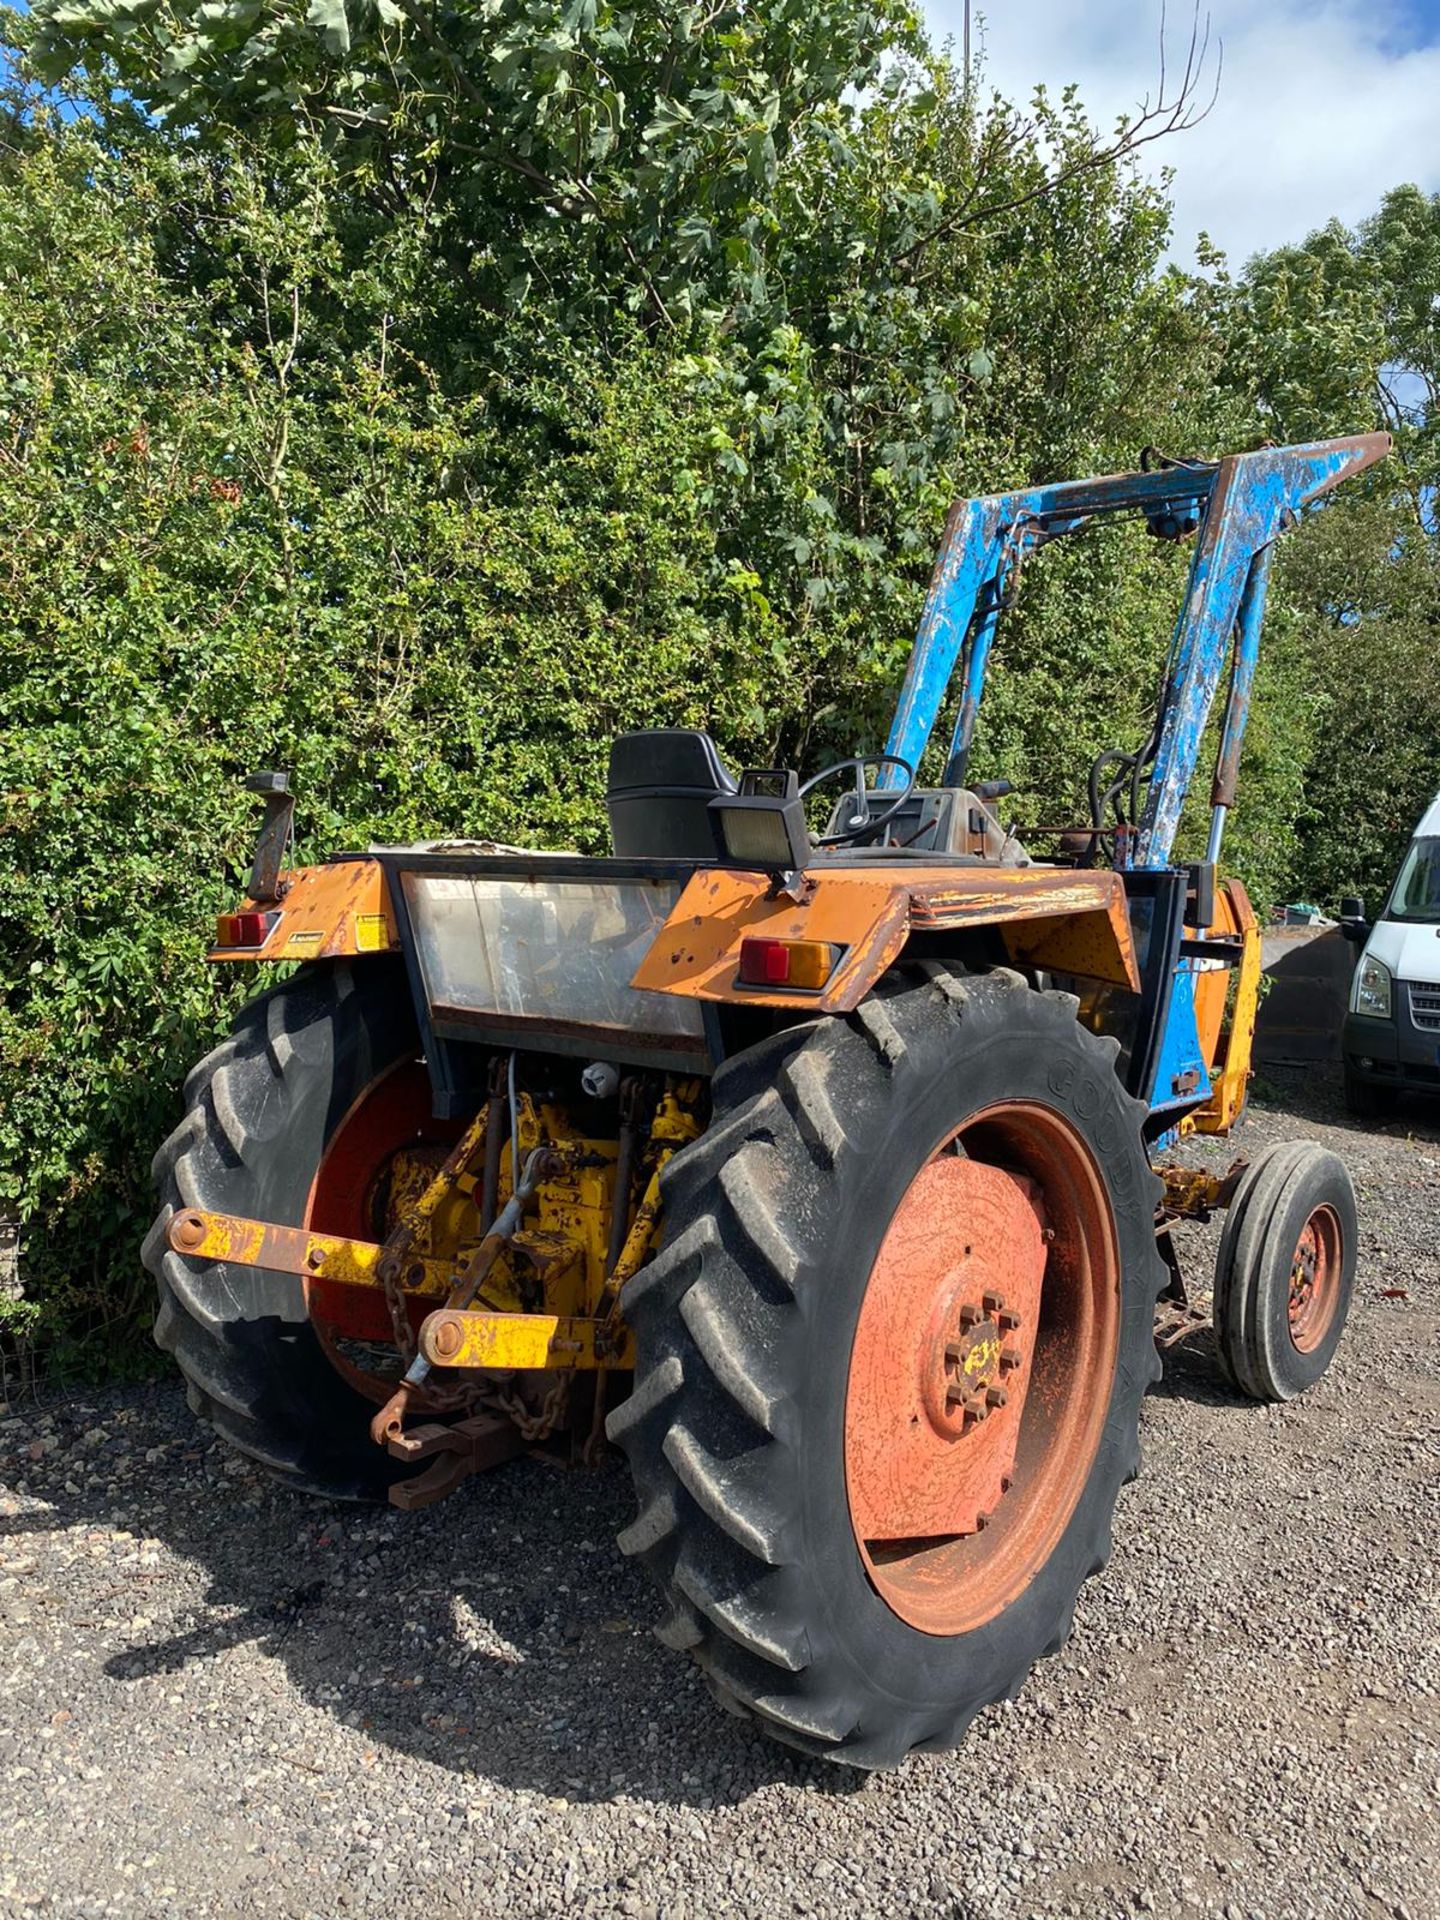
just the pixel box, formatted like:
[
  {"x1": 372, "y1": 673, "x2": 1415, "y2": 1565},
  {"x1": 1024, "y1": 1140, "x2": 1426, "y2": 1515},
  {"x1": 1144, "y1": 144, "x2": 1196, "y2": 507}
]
[{"x1": 1, "y1": 1070, "x2": 1437, "y2": 1920}]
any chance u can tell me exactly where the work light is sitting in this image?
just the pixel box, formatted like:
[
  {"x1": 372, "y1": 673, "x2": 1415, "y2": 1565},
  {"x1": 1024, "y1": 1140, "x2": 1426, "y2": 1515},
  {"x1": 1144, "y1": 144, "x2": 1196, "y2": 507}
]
[{"x1": 710, "y1": 770, "x2": 811, "y2": 874}]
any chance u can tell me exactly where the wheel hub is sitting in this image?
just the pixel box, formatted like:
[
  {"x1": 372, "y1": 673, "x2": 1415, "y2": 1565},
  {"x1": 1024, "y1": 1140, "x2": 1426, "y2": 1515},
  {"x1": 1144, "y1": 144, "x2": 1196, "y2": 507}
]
[
  {"x1": 1287, "y1": 1203, "x2": 1342, "y2": 1353},
  {"x1": 847, "y1": 1157, "x2": 1046, "y2": 1547},
  {"x1": 925, "y1": 1298, "x2": 1025, "y2": 1437}
]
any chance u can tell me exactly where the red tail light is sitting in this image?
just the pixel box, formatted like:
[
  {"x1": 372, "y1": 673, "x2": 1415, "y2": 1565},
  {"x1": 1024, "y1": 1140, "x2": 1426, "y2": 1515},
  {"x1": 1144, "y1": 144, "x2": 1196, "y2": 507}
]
[
  {"x1": 215, "y1": 910, "x2": 280, "y2": 949},
  {"x1": 737, "y1": 937, "x2": 838, "y2": 990}
]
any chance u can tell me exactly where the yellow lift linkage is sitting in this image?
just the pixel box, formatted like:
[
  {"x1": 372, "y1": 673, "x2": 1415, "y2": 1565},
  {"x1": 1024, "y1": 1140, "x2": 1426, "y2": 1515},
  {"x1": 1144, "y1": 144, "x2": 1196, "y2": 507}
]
[
  {"x1": 166, "y1": 1201, "x2": 638, "y2": 1371},
  {"x1": 164, "y1": 1080, "x2": 707, "y2": 1377}
]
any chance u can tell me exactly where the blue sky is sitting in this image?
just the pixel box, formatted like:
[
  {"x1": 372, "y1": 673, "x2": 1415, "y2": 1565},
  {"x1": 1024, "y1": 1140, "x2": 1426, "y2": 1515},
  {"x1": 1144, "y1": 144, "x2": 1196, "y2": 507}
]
[{"x1": 924, "y1": 1, "x2": 1440, "y2": 264}]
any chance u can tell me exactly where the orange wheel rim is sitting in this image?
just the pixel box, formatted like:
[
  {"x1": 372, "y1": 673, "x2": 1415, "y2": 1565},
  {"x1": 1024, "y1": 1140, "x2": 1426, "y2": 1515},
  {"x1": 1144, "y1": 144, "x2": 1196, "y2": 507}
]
[
  {"x1": 844, "y1": 1102, "x2": 1121, "y2": 1637},
  {"x1": 1287, "y1": 1203, "x2": 1342, "y2": 1354},
  {"x1": 303, "y1": 1058, "x2": 462, "y2": 1405}
]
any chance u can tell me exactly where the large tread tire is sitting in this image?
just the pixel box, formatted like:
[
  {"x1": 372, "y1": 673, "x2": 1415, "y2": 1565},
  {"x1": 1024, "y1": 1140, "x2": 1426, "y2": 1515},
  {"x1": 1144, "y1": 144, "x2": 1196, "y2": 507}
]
[
  {"x1": 143, "y1": 959, "x2": 423, "y2": 1500},
  {"x1": 609, "y1": 965, "x2": 1166, "y2": 1769}
]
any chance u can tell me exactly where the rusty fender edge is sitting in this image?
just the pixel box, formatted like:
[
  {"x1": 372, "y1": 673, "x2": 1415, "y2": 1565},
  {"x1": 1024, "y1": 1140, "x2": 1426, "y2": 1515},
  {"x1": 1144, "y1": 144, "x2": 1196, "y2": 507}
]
[
  {"x1": 207, "y1": 857, "x2": 400, "y2": 963},
  {"x1": 630, "y1": 865, "x2": 1141, "y2": 1012}
]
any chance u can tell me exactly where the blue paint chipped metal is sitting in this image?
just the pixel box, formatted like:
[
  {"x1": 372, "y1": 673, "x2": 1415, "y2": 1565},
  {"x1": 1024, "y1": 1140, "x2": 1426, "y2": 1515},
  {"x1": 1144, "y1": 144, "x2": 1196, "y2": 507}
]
[
  {"x1": 883, "y1": 433, "x2": 1391, "y2": 1116},
  {"x1": 883, "y1": 435, "x2": 1390, "y2": 868},
  {"x1": 1147, "y1": 966, "x2": 1211, "y2": 1119}
]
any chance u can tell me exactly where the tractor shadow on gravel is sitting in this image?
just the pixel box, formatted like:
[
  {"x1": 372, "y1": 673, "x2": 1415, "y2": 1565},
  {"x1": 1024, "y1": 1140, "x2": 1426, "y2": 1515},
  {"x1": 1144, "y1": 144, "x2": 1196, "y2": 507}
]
[
  {"x1": 5, "y1": 1407, "x2": 866, "y2": 1809},
  {"x1": 1150, "y1": 1326, "x2": 1236, "y2": 1407}
]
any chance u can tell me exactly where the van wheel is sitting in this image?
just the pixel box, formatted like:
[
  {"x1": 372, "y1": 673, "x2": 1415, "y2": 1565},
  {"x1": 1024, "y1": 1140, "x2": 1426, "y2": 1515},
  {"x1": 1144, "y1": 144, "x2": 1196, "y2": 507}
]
[{"x1": 1343, "y1": 1067, "x2": 1397, "y2": 1120}]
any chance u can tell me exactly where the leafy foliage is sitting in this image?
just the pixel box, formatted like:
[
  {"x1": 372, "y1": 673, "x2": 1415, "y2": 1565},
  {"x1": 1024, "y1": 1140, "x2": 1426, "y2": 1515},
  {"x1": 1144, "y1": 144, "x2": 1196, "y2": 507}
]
[
  {"x1": 24, "y1": 0, "x2": 922, "y2": 332},
  {"x1": 1, "y1": 7, "x2": 1436, "y2": 1364},
  {"x1": 1220, "y1": 186, "x2": 1440, "y2": 909}
]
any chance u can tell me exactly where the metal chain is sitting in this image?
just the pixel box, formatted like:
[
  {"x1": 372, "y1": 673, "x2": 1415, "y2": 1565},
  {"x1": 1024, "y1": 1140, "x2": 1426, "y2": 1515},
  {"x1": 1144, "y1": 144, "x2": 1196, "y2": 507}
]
[
  {"x1": 380, "y1": 1259, "x2": 418, "y2": 1368},
  {"x1": 486, "y1": 1375, "x2": 572, "y2": 1443},
  {"x1": 374, "y1": 1083, "x2": 633, "y2": 1444},
  {"x1": 377, "y1": 1258, "x2": 484, "y2": 1417},
  {"x1": 376, "y1": 1231, "x2": 570, "y2": 1433}
]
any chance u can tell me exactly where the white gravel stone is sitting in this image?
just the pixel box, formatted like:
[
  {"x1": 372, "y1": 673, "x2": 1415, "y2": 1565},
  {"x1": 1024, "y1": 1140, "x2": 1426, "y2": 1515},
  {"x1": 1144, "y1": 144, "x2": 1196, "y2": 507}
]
[{"x1": 0, "y1": 1070, "x2": 1436, "y2": 1917}]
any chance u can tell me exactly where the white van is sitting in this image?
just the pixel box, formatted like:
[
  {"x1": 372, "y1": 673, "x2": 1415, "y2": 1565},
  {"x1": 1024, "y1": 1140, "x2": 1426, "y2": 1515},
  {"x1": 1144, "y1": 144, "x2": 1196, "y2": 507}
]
[{"x1": 1341, "y1": 790, "x2": 1440, "y2": 1113}]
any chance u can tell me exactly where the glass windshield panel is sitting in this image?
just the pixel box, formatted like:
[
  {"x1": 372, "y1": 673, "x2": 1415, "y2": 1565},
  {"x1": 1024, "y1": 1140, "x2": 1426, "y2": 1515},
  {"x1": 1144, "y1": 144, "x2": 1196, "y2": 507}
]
[{"x1": 1387, "y1": 837, "x2": 1440, "y2": 924}]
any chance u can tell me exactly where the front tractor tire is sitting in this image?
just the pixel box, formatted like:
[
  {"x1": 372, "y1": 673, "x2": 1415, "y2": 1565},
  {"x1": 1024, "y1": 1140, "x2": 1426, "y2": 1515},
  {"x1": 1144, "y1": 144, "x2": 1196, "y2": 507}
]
[
  {"x1": 143, "y1": 960, "x2": 426, "y2": 1500},
  {"x1": 1212, "y1": 1140, "x2": 1357, "y2": 1402},
  {"x1": 609, "y1": 966, "x2": 1165, "y2": 1769}
]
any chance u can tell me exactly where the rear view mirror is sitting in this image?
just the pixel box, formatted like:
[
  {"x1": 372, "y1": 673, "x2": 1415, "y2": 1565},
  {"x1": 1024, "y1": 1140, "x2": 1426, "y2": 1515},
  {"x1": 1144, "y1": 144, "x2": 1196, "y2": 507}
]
[{"x1": 1338, "y1": 895, "x2": 1369, "y2": 942}]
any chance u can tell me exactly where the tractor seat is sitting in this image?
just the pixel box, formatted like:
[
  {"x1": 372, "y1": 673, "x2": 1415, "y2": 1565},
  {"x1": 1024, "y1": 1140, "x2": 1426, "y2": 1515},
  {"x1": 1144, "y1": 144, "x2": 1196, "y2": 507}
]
[{"x1": 606, "y1": 729, "x2": 737, "y2": 860}]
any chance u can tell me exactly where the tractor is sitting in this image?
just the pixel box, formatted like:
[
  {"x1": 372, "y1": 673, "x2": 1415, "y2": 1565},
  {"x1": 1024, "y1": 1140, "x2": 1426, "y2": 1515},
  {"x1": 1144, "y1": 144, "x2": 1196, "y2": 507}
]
[{"x1": 146, "y1": 432, "x2": 1387, "y2": 1769}]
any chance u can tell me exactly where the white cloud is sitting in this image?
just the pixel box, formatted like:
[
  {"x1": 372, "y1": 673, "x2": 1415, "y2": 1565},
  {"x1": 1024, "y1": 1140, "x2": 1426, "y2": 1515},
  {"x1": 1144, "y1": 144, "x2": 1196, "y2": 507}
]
[{"x1": 923, "y1": 1, "x2": 1440, "y2": 265}]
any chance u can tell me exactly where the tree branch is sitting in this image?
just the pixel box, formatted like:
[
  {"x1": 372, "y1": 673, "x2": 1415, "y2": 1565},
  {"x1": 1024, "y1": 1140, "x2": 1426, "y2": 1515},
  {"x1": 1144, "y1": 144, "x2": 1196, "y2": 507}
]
[{"x1": 896, "y1": 3, "x2": 1221, "y2": 273}]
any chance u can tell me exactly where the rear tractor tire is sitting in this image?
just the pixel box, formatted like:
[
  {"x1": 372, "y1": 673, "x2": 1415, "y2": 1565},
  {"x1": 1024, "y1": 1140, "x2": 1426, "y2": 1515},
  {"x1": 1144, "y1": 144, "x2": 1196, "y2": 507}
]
[
  {"x1": 609, "y1": 965, "x2": 1166, "y2": 1769},
  {"x1": 143, "y1": 960, "x2": 433, "y2": 1500}
]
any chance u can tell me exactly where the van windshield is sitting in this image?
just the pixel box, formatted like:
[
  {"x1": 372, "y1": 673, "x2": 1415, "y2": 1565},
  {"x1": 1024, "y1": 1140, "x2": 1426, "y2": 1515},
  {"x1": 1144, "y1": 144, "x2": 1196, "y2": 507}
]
[{"x1": 1386, "y1": 836, "x2": 1440, "y2": 924}]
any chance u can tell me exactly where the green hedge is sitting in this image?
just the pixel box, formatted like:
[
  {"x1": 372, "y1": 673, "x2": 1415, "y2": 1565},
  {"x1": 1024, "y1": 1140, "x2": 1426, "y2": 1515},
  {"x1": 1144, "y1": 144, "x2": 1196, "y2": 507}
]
[{"x1": 2, "y1": 31, "x2": 1435, "y2": 1368}]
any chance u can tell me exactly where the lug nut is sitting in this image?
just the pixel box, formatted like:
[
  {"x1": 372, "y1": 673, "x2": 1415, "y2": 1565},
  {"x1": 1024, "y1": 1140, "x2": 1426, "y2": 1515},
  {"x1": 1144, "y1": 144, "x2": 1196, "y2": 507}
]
[
  {"x1": 999, "y1": 1345, "x2": 1023, "y2": 1372},
  {"x1": 982, "y1": 1291, "x2": 1005, "y2": 1315},
  {"x1": 964, "y1": 1395, "x2": 990, "y2": 1424},
  {"x1": 958, "y1": 1302, "x2": 982, "y2": 1327},
  {"x1": 985, "y1": 1386, "x2": 1008, "y2": 1410},
  {"x1": 944, "y1": 1341, "x2": 963, "y2": 1366},
  {"x1": 998, "y1": 1307, "x2": 1021, "y2": 1331}
]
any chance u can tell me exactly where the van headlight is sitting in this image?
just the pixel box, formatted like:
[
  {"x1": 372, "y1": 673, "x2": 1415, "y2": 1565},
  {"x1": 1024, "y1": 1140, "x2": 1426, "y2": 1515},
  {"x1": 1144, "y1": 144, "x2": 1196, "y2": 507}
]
[{"x1": 1351, "y1": 954, "x2": 1393, "y2": 1019}]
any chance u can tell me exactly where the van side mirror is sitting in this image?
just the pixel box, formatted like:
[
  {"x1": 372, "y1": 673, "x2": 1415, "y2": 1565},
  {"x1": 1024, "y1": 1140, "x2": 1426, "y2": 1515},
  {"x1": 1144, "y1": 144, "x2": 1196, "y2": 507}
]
[{"x1": 1338, "y1": 895, "x2": 1369, "y2": 943}]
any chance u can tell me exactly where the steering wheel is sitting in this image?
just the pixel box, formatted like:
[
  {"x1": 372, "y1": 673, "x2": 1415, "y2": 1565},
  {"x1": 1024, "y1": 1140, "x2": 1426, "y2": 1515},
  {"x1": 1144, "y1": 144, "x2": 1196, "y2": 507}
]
[{"x1": 800, "y1": 754, "x2": 916, "y2": 848}]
